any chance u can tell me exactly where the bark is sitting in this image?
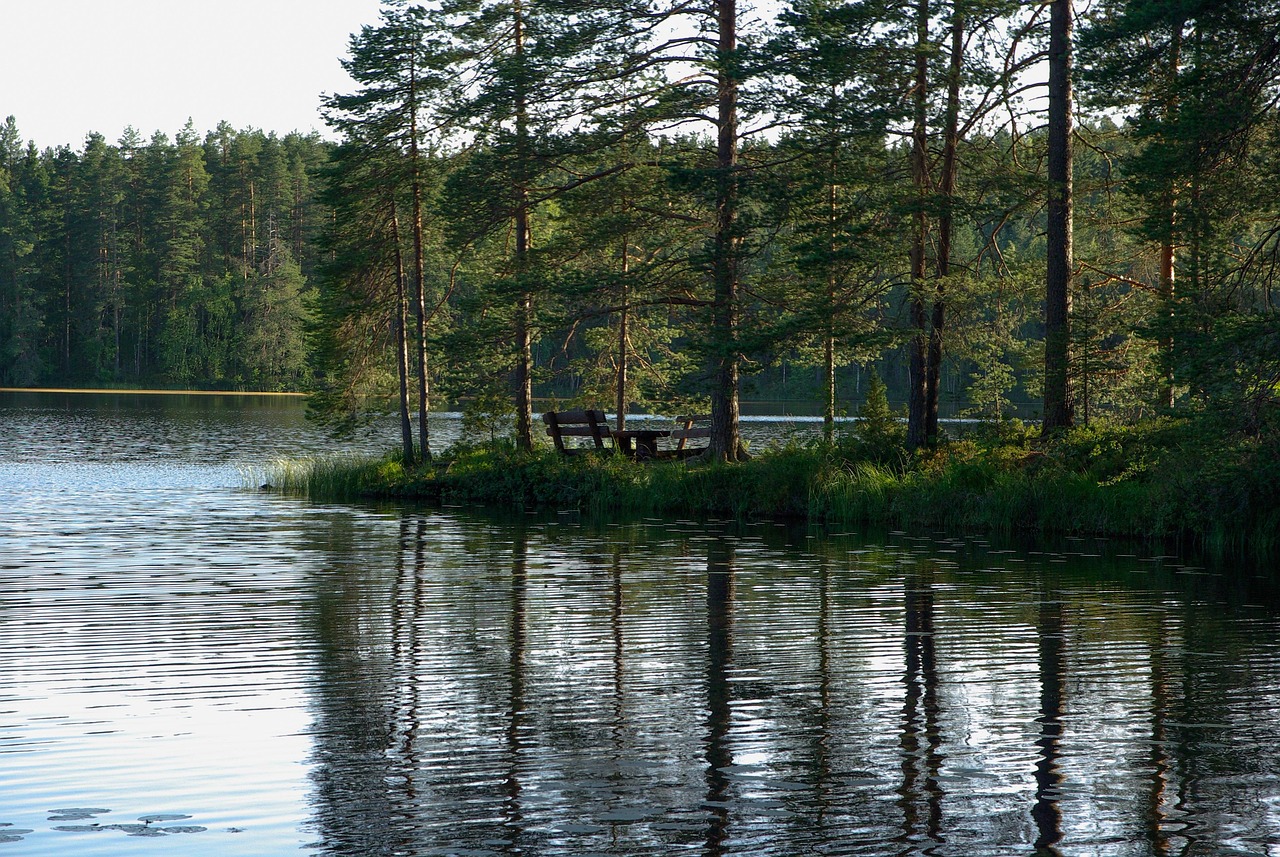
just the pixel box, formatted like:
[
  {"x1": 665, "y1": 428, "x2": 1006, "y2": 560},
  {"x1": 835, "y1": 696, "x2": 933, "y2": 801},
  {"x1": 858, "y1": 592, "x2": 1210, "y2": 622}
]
[
  {"x1": 616, "y1": 241, "x2": 630, "y2": 433},
  {"x1": 1043, "y1": 0, "x2": 1075, "y2": 434},
  {"x1": 906, "y1": 0, "x2": 931, "y2": 450},
  {"x1": 513, "y1": 0, "x2": 535, "y2": 452},
  {"x1": 391, "y1": 201, "x2": 416, "y2": 466},
  {"x1": 926, "y1": 11, "x2": 965, "y2": 443},
  {"x1": 409, "y1": 38, "x2": 432, "y2": 461},
  {"x1": 1158, "y1": 20, "x2": 1184, "y2": 410},
  {"x1": 824, "y1": 158, "x2": 837, "y2": 444},
  {"x1": 709, "y1": 0, "x2": 744, "y2": 461}
]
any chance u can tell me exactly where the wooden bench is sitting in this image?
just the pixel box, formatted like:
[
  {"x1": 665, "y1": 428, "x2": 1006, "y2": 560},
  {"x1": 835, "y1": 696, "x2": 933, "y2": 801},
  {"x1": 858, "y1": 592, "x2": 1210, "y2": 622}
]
[
  {"x1": 543, "y1": 409, "x2": 614, "y2": 455},
  {"x1": 664, "y1": 414, "x2": 712, "y2": 459}
]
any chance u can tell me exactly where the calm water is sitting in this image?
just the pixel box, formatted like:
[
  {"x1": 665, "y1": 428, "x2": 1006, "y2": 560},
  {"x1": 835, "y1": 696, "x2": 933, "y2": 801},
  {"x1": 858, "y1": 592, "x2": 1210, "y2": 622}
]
[{"x1": 2, "y1": 391, "x2": 1279, "y2": 856}]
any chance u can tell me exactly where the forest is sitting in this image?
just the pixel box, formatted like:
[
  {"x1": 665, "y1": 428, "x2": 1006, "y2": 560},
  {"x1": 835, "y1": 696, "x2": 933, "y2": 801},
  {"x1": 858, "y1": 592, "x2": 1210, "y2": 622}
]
[{"x1": 2, "y1": 0, "x2": 1277, "y2": 465}]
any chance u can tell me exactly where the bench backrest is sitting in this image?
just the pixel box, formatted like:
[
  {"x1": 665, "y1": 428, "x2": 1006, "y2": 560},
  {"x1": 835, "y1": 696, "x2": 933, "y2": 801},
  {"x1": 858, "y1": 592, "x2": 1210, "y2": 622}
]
[
  {"x1": 542, "y1": 409, "x2": 612, "y2": 454},
  {"x1": 671, "y1": 414, "x2": 712, "y2": 451}
]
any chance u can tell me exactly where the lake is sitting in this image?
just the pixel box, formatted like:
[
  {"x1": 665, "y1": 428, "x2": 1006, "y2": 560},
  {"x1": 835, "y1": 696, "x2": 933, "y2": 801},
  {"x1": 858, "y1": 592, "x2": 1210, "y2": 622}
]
[{"x1": 2, "y1": 390, "x2": 1279, "y2": 856}]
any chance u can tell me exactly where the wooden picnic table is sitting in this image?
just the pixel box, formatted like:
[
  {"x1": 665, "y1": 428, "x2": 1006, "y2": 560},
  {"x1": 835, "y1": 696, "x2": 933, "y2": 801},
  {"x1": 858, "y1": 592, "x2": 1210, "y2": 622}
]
[{"x1": 612, "y1": 428, "x2": 671, "y2": 460}]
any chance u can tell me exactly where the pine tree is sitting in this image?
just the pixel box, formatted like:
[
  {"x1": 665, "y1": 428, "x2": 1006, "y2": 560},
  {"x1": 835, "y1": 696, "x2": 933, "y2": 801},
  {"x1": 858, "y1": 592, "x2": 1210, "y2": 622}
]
[
  {"x1": 324, "y1": 0, "x2": 450, "y2": 461},
  {"x1": 0, "y1": 118, "x2": 44, "y2": 385},
  {"x1": 309, "y1": 140, "x2": 416, "y2": 459}
]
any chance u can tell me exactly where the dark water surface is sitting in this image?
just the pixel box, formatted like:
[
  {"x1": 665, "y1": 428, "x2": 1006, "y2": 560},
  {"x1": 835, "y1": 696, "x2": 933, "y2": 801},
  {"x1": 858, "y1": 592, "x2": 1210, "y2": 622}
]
[{"x1": 2, "y1": 391, "x2": 1279, "y2": 856}]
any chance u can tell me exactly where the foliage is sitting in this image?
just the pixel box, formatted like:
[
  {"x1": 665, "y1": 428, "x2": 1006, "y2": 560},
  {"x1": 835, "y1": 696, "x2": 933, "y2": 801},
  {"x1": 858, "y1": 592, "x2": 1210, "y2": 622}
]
[
  {"x1": 6, "y1": 2, "x2": 1280, "y2": 552},
  {"x1": 837, "y1": 369, "x2": 907, "y2": 467},
  {"x1": 0, "y1": 118, "x2": 329, "y2": 389}
]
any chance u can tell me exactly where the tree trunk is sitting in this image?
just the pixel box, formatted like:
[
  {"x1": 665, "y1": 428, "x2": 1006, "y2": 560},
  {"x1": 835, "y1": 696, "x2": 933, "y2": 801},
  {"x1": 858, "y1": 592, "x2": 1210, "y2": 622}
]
[
  {"x1": 926, "y1": 10, "x2": 964, "y2": 443},
  {"x1": 824, "y1": 156, "x2": 837, "y2": 444},
  {"x1": 709, "y1": 0, "x2": 744, "y2": 461},
  {"x1": 1158, "y1": 20, "x2": 1184, "y2": 410},
  {"x1": 513, "y1": 0, "x2": 535, "y2": 452},
  {"x1": 391, "y1": 201, "x2": 416, "y2": 466},
  {"x1": 409, "y1": 42, "x2": 432, "y2": 462},
  {"x1": 1043, "y1": 0, "x2": 1074, "y2": 434},
  {"x1": 616, "y1": 240, "x2": 629, "y2": 433},
  {"x1": 906, "y1": 0, "x2": 931, "y2": 450}
]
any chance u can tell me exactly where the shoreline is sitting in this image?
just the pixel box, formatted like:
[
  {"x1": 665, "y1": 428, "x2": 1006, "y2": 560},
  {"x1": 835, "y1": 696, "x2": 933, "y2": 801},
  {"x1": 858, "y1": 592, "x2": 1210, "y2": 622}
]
[
  {"x1": 254, "y1": 423, "x2": 1279, "y2": 559},
  {"x1": 0, "y1": 387, "x2": 306, "y2": 397}
]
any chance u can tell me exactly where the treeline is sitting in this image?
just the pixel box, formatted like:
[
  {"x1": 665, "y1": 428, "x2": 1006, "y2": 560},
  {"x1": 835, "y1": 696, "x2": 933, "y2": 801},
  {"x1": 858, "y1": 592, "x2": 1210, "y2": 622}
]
[
  {"x1": 0, "y1": 119, "x2": 331, "y2": 389},
  {"x1": 308, "y1": 0, "x2": 1278, "y2": 463},
  {"x1": 3, "y1": 0, "x2": 1278, "y2": 464}
]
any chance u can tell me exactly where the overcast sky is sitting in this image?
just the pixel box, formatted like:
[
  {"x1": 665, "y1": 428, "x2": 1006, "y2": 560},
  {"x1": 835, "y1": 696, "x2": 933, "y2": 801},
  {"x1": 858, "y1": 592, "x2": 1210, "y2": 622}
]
[{"x1": 2, "y1": 0, "x2": 385, "y2": 150}]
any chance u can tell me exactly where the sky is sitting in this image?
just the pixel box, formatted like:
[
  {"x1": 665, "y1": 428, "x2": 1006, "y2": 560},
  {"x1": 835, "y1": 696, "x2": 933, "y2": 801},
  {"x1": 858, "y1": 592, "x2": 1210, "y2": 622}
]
[{"x1": 1, "y1": 0, "x2": 386, "y2": 150}]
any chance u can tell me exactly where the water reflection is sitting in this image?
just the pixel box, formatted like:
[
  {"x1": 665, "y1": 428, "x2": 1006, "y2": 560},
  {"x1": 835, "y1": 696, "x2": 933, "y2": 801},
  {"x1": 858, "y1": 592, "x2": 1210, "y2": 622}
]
[
  {"x1": 1033, "y1": 597, "x2": 1065, "y2": 855},
  {"x1": 899, "y1": 566, "x2": 945, "y2": 852},
  {"x1": 285, "y1": 515, "x2": 1280, "y2": 856},
  {"x1": 704, "y1": 539, "x2": 734, "y2": 857},
  {"x1": 503, "y1": 524, "x2": 529, "y2": 853},
  {"x1": 5, "y1": 385, "x2": 1280, "y2": 857}
]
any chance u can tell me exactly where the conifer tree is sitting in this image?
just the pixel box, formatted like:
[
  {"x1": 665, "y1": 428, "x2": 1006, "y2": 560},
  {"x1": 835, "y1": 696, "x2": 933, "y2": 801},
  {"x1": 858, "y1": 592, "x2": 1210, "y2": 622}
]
[
  {"x1": 324, "y1": 0, "x2": 449, "y2": 461},
  {"x1": 0, "y1": 118, "x2": 43, "y2": 385}
]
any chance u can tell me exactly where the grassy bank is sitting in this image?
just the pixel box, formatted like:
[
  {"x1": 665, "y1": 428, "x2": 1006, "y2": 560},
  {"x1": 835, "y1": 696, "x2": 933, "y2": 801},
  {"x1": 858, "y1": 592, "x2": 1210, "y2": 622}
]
[{"x1": 254, "y1": 418, "x2": 1280, "y2": 553}]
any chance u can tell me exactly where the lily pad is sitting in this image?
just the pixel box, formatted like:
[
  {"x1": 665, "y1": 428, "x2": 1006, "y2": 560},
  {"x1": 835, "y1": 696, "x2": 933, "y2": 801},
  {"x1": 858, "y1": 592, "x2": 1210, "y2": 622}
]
[
  {"x1": 52, "y1": 825, "x2": 106, "y2": 833},
  {"x1": 160, "y1": 826, "x2": 207, "y2": 834},
  {"x1": 127, "y1": 827, "x2": 167, "y2": 837},
  {"x1": 47, "y1": 808, "x2": 109, "y2": 821},
  {"x1": 138, "y1": 814, "x2": 190, "y2": 824}
]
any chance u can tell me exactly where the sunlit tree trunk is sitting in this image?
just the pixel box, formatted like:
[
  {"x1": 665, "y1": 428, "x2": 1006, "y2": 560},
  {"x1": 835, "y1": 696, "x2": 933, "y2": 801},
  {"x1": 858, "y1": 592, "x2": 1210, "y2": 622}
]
[
  {"x1": 512, "y1": 0, "x2": 536, "y2": 452},
  {"x1": 824, "y1": 159, "x2": 837, "y2": 444},
  {"x1": 709, "y1": 0, "x2": 745, "y2": 461},
  {"x1": 408, "y1": 42, "x2": 432, "y2": 462},
  {"x1": 391, "y1": 201, "x2": 416, "y2": 466}
]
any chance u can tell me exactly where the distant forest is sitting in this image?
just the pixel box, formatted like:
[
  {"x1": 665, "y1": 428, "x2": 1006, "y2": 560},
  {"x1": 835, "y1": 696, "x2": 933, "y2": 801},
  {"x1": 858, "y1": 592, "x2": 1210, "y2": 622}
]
[
  {"x1": 2, "y1": 0, "x2": 1277, "y2": 458},
  {"x1": 0, "y1": 121, "x2": 328, "y2": 391}
]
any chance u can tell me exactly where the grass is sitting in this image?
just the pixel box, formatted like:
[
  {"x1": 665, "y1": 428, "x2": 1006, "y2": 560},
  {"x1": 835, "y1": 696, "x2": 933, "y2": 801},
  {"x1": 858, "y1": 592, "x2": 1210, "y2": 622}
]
[{"x1": 252, "y1": 418, "x2": 1280, "y2": 554}]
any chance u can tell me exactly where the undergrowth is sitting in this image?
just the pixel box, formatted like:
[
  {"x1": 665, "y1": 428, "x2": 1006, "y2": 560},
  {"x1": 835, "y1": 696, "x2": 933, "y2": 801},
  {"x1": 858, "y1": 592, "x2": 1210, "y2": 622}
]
[{"x1": 252, "y1": 417, "x2": 1279, "y2": 553}]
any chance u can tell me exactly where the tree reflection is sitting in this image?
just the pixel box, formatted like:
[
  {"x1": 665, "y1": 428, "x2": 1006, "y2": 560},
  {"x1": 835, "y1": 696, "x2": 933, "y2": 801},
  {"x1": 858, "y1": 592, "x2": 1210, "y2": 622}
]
[
  {"x1": 815, "y1": 558, "x2": 833, "y2": 826},
  {"x1": 612, "y1": 547, "x2": 625, "y2": 745},
  {"x1": 1146, "y1": 614, "x2": 1173, "y2": 855},
  {"x1": 897, "y1": 566, "x2": 945, "y2": 851},
  {"x1": 387, "y1": 515, "x2": 426, "y2": 849},
  {"x1": 304, "y1": 514, "x2": 410, "y2": 856},
  {"x1": 502, "y1": 523, "x2": 529, "y2": 853},
  {"x1": 292, "y1": 512, "x2": 1280, "y2": 856},
  {"x1": 705, "y1": 538, "x2": 735, "y2": 857},
  {"x1": 1032, "y1": 597, "x2": 1065, "y2": 855}
]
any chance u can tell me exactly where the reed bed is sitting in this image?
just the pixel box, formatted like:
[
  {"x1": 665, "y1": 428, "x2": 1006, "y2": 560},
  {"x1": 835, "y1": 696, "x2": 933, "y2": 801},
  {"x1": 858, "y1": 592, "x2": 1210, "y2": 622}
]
[{"x1": 249, "y1": 419, "x2": 1278, "y2": 554}]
